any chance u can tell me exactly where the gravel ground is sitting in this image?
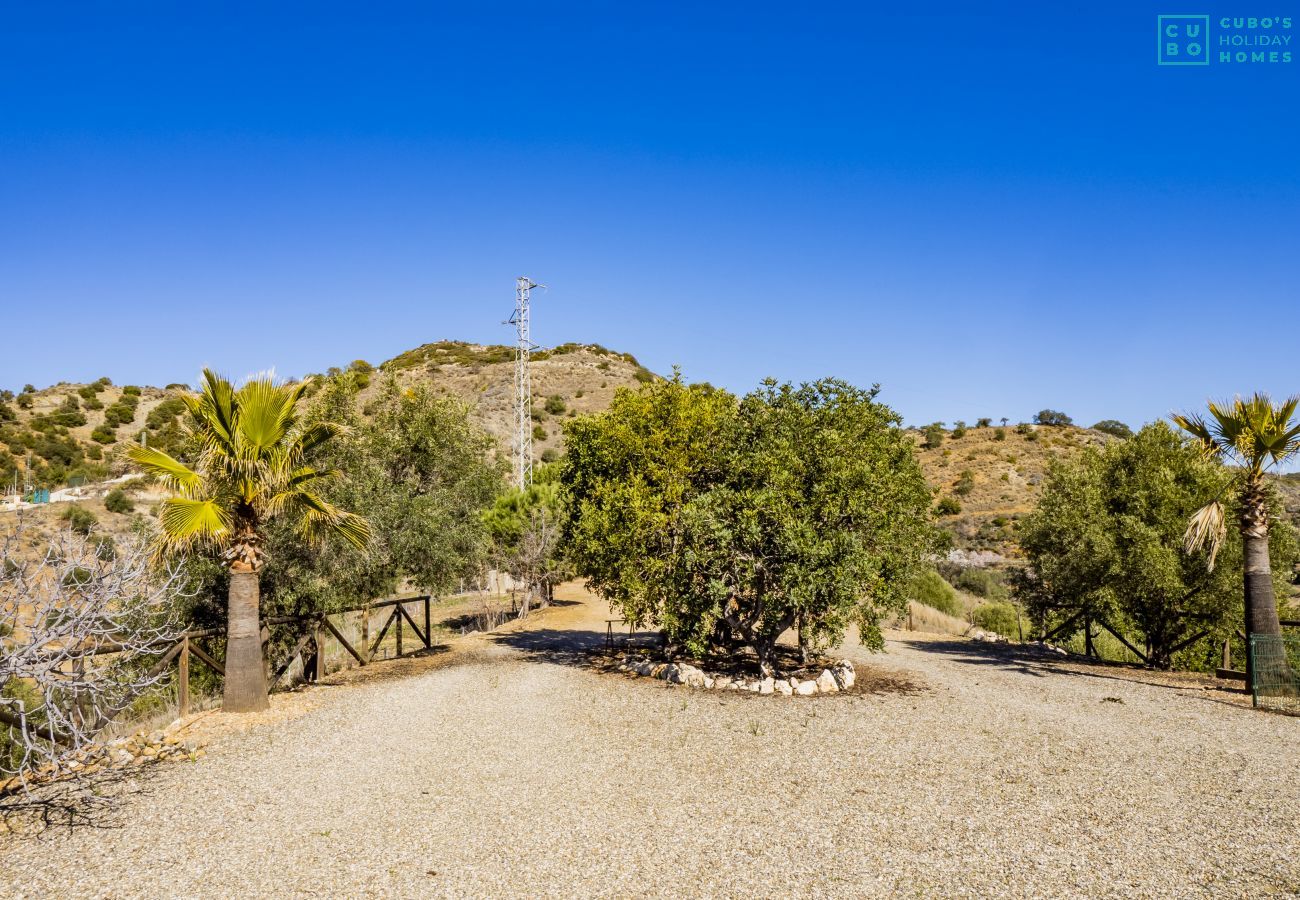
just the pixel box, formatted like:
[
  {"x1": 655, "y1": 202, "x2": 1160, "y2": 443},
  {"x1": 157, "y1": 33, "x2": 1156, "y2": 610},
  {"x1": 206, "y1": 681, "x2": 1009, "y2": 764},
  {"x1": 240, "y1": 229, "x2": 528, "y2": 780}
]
[{"x1": 4, "y1": 594, "x2": 1299, "y2": 899}]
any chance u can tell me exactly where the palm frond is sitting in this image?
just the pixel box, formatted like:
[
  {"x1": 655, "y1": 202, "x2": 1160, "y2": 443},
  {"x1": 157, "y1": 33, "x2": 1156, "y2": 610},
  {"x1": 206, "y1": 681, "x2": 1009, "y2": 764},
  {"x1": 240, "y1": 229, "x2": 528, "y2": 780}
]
[
  {"x1": 156, "y1": 497, "x2": 231, "y2": 553},
  {"x1": 291, "y1": 490, "x2": 371, "y2": 550},
  {"x1": 234, "y1": 377, "x2": 295, "y2": 456},
  {"x1": 1184, "y1": 500, "x2": 1227, "y2": 571},
  {"x1": 125, "y1": 444, "x2": 203, "y2": 494},
  {"x1": 193, "y1": 369, "x2": 238, "y2": 453}
]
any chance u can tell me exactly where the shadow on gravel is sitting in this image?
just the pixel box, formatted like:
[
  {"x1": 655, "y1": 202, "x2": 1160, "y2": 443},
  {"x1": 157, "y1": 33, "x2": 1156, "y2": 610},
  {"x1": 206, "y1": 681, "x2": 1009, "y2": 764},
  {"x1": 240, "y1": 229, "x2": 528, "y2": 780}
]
[
  {"x1": 489, "y1": 628, "x2": 651, "y2": 672},
  {"x1": 898, "y1": 639, "x2": 1054, "y2": 677},
  {"x1": 495, "y1": 629, "x2": 926, "y2": 698},
  {"x1": 0, "y1": 765, "x2": 155, "y2": 838},
  {"x1": 899, "y1": 638, "x2": 1251, "y2": 700}
]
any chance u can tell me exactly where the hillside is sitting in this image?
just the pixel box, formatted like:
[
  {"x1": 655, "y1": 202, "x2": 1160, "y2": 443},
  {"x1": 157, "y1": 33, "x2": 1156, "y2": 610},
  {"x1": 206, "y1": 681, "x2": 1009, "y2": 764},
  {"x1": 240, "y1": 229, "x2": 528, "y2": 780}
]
[
  {"x1": 6, "y1": 349, "x2": 1299, "y2": 568},
  {"x1": 0, "y1": 342, "x2": 655, "y2": 495},
  {"x1": 365, "y1": 341, "x2": 654, "y2": 462},
  {"x1": 912, "y1": 422, "x2": 1117, "y2": 558}
]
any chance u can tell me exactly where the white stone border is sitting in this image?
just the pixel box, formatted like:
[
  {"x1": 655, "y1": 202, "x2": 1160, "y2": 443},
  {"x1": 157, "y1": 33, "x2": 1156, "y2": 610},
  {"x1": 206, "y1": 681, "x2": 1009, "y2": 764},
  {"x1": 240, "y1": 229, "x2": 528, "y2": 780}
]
[{"x1": 616, "y1": 656, "x2": 856, "y2": 695}]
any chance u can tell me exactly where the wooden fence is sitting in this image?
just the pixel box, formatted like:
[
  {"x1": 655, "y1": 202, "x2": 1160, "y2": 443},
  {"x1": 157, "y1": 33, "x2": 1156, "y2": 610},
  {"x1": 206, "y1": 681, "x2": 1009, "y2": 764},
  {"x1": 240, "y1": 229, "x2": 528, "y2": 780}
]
[
  {"x1": 1040, "y1": 611, "x2": 1300, "y2": 679},
  {"x1": 26, "y1": 596, "x2": 438, "y2": 742}
]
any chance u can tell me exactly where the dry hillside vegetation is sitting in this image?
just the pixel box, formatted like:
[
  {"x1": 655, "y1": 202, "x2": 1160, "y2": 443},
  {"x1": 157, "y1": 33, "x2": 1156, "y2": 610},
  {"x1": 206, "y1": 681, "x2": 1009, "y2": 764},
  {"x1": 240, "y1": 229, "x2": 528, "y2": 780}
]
[
  {"x1": 367, "y1": 341, "x2": 654, "y2": 461},
  {"x1": 913, "y1": 423, "x2": 1116, "y2": 556}
]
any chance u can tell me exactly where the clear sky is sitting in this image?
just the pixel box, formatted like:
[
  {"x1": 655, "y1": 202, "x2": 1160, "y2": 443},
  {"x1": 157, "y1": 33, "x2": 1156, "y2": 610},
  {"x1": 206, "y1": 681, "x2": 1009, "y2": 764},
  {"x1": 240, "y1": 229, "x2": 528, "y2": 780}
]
[{"x1": 2, "y1": 3, "x2": 1297, "y2": 428}]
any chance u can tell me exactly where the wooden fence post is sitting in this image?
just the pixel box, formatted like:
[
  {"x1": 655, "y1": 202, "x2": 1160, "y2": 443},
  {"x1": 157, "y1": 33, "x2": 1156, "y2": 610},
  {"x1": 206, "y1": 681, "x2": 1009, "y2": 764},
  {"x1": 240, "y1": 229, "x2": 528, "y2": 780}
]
[
  {"x1": 314, "y1": 619, "x2": 326, "y2": 681},
  {"x1": 1221, "y1": 637, "x2": 1231, "y2": 671},
  {"x1": 396, "y1": 604, "x2": 403, "y2": 657},
  {"x1": 178, "y1": 635, "x2": 190, "y2": 717},
  {"x1": 424, "y1": 596, "x2": 431, "y2": 649},
  {"x1": 1085, "y1": 618, "x2": 1095, "y2": 659}
]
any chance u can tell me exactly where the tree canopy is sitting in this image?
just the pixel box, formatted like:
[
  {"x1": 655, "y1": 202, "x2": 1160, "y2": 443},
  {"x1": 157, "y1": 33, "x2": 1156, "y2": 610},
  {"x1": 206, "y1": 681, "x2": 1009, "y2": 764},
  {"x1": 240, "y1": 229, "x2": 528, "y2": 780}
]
[
  {"x1": 1014, "y1": 421, "x2": 1297, "y2": 669},
  {"x1": 562, "y1": 375, "x2": 936, "y2": 675}
]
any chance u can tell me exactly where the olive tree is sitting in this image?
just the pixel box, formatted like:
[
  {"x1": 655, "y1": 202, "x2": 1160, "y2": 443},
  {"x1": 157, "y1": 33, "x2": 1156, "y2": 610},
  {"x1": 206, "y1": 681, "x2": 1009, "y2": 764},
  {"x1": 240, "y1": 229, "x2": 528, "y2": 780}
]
[
  {"x1": 1014, "y1": 422, "x2": 1297, "y2": 669},
  {"x1": 563, "y1": 375, "x2": 936, "y2": 676}
]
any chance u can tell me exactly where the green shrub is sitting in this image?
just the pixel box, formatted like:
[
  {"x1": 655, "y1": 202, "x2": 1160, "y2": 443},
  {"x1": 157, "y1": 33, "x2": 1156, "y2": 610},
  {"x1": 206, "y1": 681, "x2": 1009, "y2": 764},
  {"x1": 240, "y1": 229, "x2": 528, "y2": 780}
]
[
  {"x1": 633, "y1": 367, "x2": 654, "y2": 383},
  {"x1": 540, "y1": 447, "x2": 560, "y2": 463},
  {"x1": 954, "y1": 470, "x2": 975, "y2": 497},
  {"x1": 104, "y1": 488, "x2": 133, "y2": 514},
  {"x1": 971, "y1": 601, "x2": 1020, "y2": 638},
  {"x1": 993, "y1": 427, "x2": 1007, "y2": 441},
  {"x1": 16, "y1": 393, "x2": 33, "y2": 409},
  {"x1": 908, "y1": 568, "x2": 961, "y2": 617},
  {"x1": 544, "y1": 395, "x2": 566, "y2": 415},
  {"x1": 951, "y1": 421, "x2": 967, "y2": 439},
  {"x1": 532, "y1": 424, "x2": 547, "y2": 441},
  {"x1": 1033, "y1": 409, "x2": 1072, "y2": 427},
  {"x1": 1092, "y1": 419, "x2": 1134, "y2": 439},
  {"x1": 91, "y1": 424, "x2": 116, "y2": 444},
  {"x1": 91, "y1": 533, "x2": 117, "y2": 561},
  {"x1": 923, "y1": 423, "x2": 945, "y2": 449},
  {"x1": 146, "y1": 396, "x2": 187, "y2": 428},
  {"x1": 121, "y1": 385, "x2": 142, "y2": 397},
  {"x1": 936, "y1": 496, "x2": 962, "y2": 515},
  {"x1": 954, "y1": 567, "x2": 1009, "y2": 600},
  {"x1": 976, "y1": 418, "x2": 992, "y2": 428},
  {"x1": 60, "y1": 504, "x2": 98, "y2": 535}
]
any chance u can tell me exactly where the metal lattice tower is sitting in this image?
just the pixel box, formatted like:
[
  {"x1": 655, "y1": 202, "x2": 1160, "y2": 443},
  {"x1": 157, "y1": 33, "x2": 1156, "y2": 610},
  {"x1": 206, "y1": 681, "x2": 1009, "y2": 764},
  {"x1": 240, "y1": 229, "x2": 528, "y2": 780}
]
[{"x1": 507, "y1": 276, "x2": 541, "y2": 488}]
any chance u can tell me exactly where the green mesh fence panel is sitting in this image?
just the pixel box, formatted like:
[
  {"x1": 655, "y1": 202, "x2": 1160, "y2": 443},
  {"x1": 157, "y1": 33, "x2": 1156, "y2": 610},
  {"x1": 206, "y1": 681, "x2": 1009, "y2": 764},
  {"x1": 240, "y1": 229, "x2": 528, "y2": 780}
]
[{"x1": 1249, "y1": 634, "x2": 1300, "y2": 715}]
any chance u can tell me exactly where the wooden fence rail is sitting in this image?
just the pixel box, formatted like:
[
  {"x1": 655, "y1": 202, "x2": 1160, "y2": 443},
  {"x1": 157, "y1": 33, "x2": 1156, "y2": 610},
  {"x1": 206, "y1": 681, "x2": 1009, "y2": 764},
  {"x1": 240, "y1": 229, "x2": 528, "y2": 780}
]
[{"x1": 25, "y1": 596, "x2": 436, "y2": 739}]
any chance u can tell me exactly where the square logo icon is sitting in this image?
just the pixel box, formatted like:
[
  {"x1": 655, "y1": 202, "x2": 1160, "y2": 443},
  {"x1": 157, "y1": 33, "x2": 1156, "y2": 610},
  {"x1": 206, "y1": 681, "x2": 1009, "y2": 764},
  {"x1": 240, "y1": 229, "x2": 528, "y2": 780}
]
[{"x1": 1158, "y1": 15, "x2": 1211, "y2": 65}]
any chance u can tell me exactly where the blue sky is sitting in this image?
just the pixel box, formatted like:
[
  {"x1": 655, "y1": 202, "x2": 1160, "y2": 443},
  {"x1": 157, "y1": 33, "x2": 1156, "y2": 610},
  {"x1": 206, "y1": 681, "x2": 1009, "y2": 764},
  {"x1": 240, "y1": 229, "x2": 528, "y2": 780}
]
[{"x1": 2, "y1": 3, "x2": 1297, "y2": 428}]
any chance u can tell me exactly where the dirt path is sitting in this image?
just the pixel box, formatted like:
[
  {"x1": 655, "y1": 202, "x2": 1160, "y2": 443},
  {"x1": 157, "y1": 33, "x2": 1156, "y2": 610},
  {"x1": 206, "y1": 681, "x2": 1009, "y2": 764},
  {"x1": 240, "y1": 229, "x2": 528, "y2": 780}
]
[{"x1": 4, "y1": 587, "x2": 1299, "y2": 898}]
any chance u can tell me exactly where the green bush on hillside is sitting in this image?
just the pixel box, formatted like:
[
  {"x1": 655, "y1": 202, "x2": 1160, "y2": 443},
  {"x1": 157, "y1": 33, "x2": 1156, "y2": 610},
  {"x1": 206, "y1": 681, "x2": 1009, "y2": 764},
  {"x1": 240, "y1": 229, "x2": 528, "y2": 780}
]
[
  {"x1": 104, "y1": 488, "x2": 133, "y2": 514},
  {"x1": 1033, "y1": 409, "x2": 1072, "y2": 426},
  {"x1": 60, "y1": 504, "x2": 98, "y2": 535},
  {"x1": 923, "y1": 423, "x2": 944, "y2": 449},
  {"x1": 907, "y1": 568, "x2": 961, "y2": 617},
  {"x1": 936, "y1": 496, "x2": 962, "y2": 515},
  {"x1": 954, "y1": 470, "x2": 975, "y2": 497},
  {"x1": 971, "y1": 601, "x2": 1020, "y2": 638},
  {"x1": 953, "y1": 567, "x2": 1009, "y2": 600},
  {"x1": 1091, "y1": 419, "x2": 1133, "y2": 439}
]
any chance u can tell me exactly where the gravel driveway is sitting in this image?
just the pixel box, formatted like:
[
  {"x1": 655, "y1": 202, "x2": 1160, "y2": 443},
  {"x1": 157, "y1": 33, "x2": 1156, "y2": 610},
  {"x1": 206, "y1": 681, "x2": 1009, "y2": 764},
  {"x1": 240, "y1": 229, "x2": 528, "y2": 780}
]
[{"x1": 4, "y1": 595, "x2": 1299, "y2": 899}]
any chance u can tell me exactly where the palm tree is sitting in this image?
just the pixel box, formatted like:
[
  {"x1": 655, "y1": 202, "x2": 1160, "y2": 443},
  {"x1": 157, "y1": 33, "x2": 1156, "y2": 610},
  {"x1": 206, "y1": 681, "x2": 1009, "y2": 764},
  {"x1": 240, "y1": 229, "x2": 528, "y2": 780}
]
[
  {"x1": 128, "y1": 370, "x2": 369, "y2": 713},
  {"x1": 1172, "y1": 394, "x2": 1300, "y2": 685}
]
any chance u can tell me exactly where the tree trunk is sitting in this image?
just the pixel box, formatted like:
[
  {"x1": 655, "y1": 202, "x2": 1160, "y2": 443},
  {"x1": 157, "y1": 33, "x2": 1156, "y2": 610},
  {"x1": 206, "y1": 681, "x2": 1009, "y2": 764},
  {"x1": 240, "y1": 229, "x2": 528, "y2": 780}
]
[
  {"x1": 223, "y1": 569, "x2": 269, "y2": 713},
  {"x1": 1240, "y1": 481, "x2": 1285, "y2": 690}
]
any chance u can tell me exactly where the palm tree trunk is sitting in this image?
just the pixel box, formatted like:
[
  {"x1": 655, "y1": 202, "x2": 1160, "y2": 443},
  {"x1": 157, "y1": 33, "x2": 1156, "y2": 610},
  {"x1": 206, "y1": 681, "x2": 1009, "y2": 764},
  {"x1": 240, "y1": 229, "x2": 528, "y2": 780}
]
[
  {"x1": 1240, "y1": 480, "x2": 1285, "y2": 689},
  {"x1": 224, "y1": 569, "x2": 269, "y2": 713}
]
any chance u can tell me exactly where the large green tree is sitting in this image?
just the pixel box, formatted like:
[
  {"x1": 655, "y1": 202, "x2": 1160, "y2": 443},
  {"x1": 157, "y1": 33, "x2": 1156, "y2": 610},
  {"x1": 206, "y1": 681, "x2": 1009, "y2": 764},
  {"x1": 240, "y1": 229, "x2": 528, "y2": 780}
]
[
  {"x1": 257, "y1": 375, "x2": 504, "y2": 618},
  {"x1": 128, "y1": 370, "x2": 369, "y2": 713},
  {"x1": 1173, "y1": 394, "x2": 1300, "y2": 683},
  {"x1": 563, "y1": 375, "x2": 935, "y2": 676},
  {"x1": 1015, "y1": 421, "x2": 1296, "y2": 669}
]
